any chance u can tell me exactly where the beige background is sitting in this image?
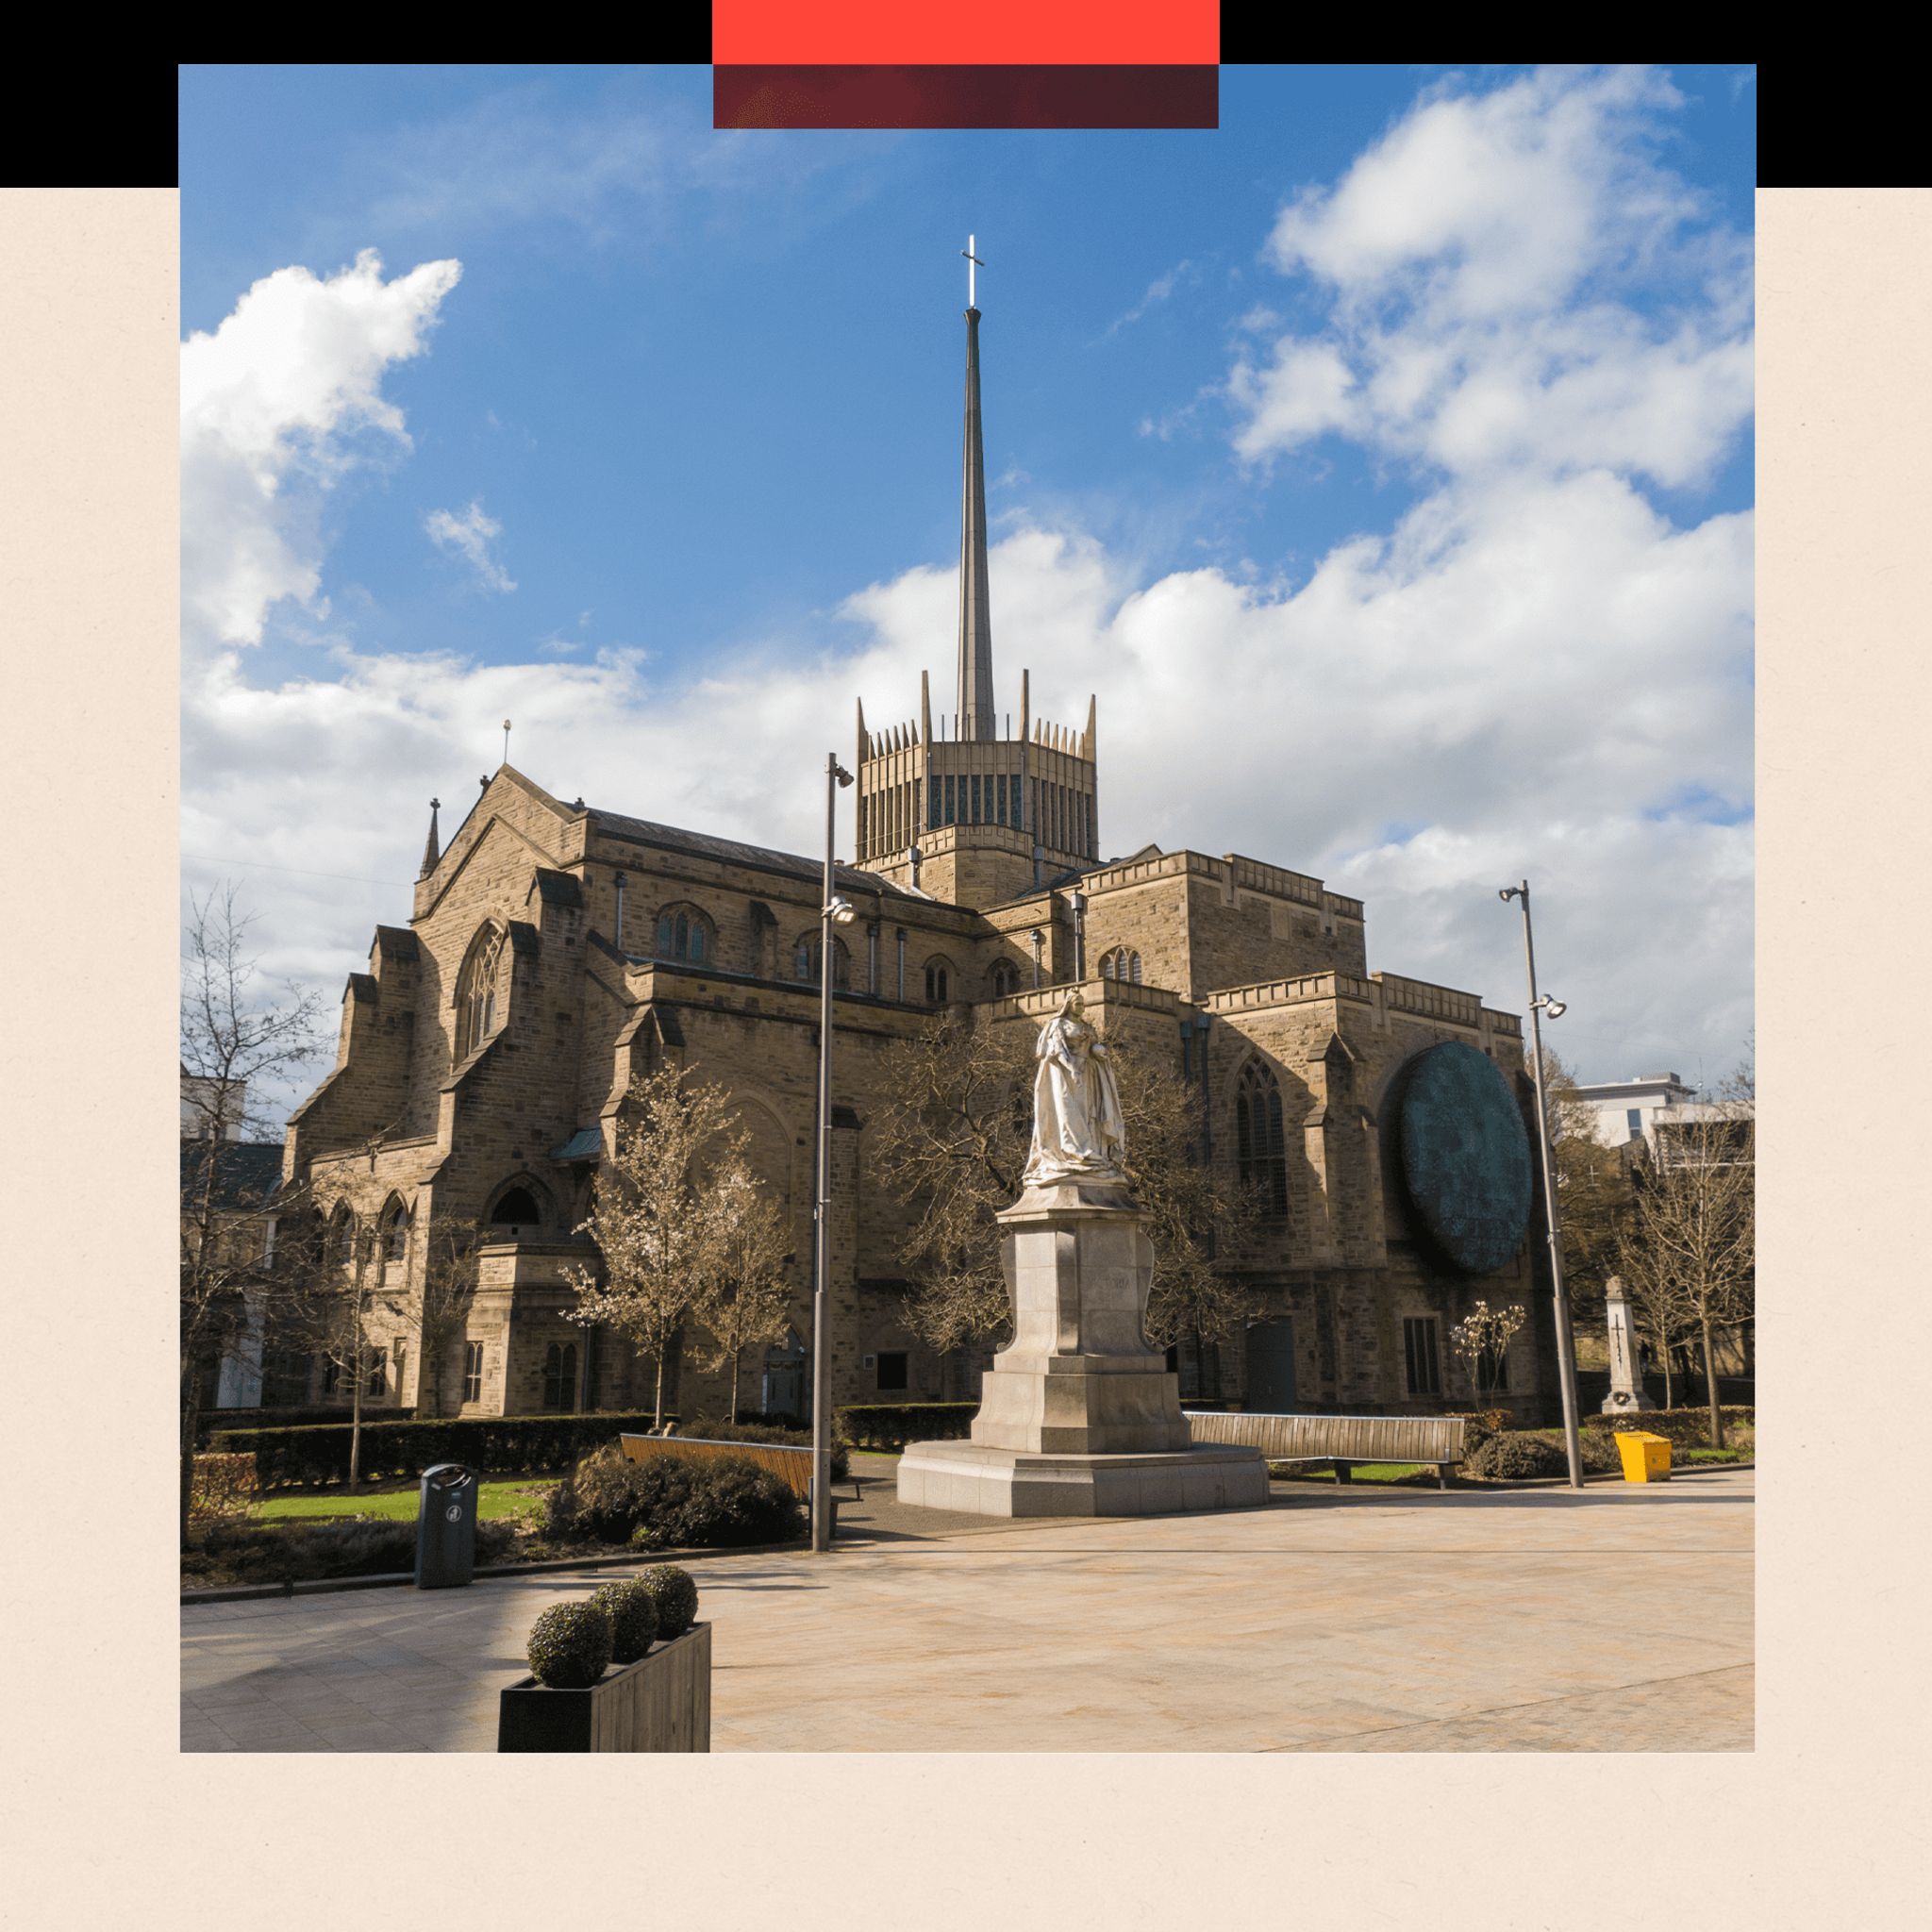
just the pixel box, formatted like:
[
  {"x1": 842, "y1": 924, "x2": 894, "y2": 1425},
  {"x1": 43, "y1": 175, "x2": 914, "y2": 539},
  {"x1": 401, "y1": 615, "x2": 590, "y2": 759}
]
[{"x1": 0, "y1": 183, "x2": 1924, "y2": 1924}]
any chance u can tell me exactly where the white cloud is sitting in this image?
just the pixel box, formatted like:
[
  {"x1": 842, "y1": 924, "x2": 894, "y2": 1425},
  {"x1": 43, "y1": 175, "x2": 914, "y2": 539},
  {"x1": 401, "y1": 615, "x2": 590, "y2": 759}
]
[
  {"x1": 181, "y1": 249, "x2": 461, "y2": 653},
  {"x1": 328, "y1": 82, "x2": 896, "y2": 257},
  {"x1": 1103, "y1": 258, "x2": 1196, "y2": 338},
  {"x1": 1229, "y1": 341, "x2": 1358, "y2": 458},
  {"x1": 1229, "y1": 67, "x2": 1754, "y2": 491},
  {"x1": 185, "y1": 484, "x2": 1753, "y2": 1108},
  {"x1": 425, "y1": 500, "x2": 516, "y2": 593},
  {"x1": 183, "y1": 71, "x2": 1753, "y2": 1118}
]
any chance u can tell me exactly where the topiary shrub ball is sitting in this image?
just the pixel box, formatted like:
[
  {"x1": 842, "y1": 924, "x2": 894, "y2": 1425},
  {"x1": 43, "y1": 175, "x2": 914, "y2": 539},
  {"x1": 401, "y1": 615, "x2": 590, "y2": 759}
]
[
  {"x1": 640, "y1": 1563, "x2": 699, "y2": 1639},
  {"x1": 526, "y1": 1600, "x2": 613, "y2": 1690},
  {"x1": 590, "y1": 1577, "x2": 658, "y2": 1665},
  {"x1": 1468, "y1": 1431, "x2": 1569, "y2": 1482}
]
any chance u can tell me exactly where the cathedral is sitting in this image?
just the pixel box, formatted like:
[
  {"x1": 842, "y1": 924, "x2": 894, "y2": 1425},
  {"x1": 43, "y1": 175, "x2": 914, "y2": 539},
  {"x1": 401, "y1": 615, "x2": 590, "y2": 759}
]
[{"x1": 268, "y1": 278, "x2": 1551, "y2": 1427}]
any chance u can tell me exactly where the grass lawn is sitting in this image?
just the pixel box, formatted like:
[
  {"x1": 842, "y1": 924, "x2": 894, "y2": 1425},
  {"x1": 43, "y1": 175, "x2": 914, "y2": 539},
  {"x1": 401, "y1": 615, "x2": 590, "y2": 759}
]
[
  {"x1": 1270, "y1": 1462, "x2": 1436, "y2": 1485},
  {"x1": 255, "y1": 1477, "x2": 557, "y2": 1524}
]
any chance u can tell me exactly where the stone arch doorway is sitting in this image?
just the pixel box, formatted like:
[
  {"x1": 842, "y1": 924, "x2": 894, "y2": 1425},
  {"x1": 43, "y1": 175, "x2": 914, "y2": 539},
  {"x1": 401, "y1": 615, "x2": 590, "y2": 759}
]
[
  {"x1": 761, "y1": 1330, "x2": 807, "y2": 1424},
  {"x1": 1245, "y1": 1318, "x2": 1299, "y2": 1413}
]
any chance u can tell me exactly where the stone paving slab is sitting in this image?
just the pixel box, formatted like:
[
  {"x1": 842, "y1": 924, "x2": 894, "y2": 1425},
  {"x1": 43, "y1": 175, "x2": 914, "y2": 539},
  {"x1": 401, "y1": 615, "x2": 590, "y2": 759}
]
[{"x1": 180, "y1": 1465, "x2": 1753, "y2": 1753}]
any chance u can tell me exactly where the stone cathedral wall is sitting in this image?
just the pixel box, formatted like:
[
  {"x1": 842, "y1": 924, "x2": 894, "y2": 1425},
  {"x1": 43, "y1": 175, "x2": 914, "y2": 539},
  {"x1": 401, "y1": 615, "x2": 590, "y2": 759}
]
[{"x1": 283, "y1": 766, "x2": 1541, "y2": 1423}]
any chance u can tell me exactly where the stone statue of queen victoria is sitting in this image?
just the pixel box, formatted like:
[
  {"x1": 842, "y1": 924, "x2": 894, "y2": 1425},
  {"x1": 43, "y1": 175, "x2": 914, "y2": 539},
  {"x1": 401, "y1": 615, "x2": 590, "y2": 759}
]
[{"x1": 1022, "y1": 990, "x2": 1128, "y2": 1187}]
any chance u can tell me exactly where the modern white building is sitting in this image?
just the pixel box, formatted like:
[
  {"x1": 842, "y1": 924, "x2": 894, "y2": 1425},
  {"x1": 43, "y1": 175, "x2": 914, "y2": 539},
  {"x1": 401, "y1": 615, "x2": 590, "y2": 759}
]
[
  {"x1": 1572, "y1": 1072, "x2": 1697, "y2": 1147},
  {"x1": 181, "y1": 1071, "x2": 248, "y2": 1140}
]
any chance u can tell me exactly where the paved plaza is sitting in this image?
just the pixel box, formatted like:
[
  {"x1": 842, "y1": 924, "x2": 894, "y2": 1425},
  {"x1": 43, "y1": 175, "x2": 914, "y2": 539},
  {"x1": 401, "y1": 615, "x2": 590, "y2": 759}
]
[{"x1": 180, "y1": 1461, "x2": 1754, "y2": 1752}]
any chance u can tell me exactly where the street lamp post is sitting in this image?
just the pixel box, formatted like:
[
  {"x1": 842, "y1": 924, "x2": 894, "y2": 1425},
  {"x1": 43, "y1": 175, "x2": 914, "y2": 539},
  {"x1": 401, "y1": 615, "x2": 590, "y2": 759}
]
[
  {"x1": 1499, "y1": 879, "x2": 1584, "y2": 1491},
  {"x1": 811, "y1": 753, "x2": 856, "y2": 1555}
]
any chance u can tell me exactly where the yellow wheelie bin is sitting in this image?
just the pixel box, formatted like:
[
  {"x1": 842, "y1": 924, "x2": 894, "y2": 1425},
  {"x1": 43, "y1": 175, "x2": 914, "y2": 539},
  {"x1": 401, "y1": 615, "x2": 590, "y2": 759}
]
[{"x1": 1616, "y1": 1430, "x2": 1672, "y2": 1482}]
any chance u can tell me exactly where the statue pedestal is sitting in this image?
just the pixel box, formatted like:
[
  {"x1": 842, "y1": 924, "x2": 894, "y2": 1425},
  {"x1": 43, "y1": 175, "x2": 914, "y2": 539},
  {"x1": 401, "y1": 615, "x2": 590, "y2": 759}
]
[{"x1": 895, "y1": 1180, "x2": 1268, "y2": 1518}]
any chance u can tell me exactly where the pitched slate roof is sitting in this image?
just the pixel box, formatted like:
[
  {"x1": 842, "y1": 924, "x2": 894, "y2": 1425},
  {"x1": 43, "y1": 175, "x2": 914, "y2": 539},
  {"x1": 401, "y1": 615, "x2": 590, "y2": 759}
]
[
  {"x1": 179, "y1": 1140, "x2": 285, "y2": 1212},
  {"x1": 372, "y1": 925, "x2": 420, "y2": 960},
  {"x1": 589, "y1": 807, "x2": 921, "y2": 901}
]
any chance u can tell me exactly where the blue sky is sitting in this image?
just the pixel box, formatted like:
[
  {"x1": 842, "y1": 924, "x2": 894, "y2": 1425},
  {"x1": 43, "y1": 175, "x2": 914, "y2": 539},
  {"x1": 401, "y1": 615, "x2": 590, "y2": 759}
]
[{"x1": 180, "y1": 64, "x2": 1756, "y2": 1107}]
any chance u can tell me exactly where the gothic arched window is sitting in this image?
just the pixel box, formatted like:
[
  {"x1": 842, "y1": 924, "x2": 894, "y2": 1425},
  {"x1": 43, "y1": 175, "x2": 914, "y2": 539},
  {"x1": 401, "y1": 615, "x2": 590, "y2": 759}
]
[
  {"x1": 381, "y1": 1201, "x2": 410, "y2": 1264},
  {"x1": 1099, "y1": 948, "x2": 1143, "y2": 985},
  {"x1": 542, "y1": 1341, "x2": 577, "y2": 1412},
  {"x1": 489, "y1": 1183, "x2": 544, "y2": 1229},
  {"x1": 454, "y1": 923, "x2": 508, "y2": 1060},
  {"x1": 1235, "y1": 1060, "x2": 1290, "y2": 1219},
  {"x1": 990, "y1": 959, "x2": 1020, "y2": 998},
  {"x1": 792, "y1": 934, "x2": 852, "y2": 989},
  {"x1": 654, "y1": 903, "x2": 712, "y2": 964},
  {"x1": 328, "y1": 1205, "x2": 357, "y2": 1270},
  {"x1": 924, "y1": 957, "x2": 953, "y2": 1005}
]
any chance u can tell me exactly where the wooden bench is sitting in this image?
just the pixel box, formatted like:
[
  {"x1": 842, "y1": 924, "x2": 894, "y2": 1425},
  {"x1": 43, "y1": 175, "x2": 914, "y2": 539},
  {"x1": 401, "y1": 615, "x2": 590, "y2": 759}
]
[
  {"x1": 1184, "y1": 1411, "x2": 1469, "y2": 1490},
  {"x1": 617, "y1": 1434, "x2": 848, "y2": 1526}
]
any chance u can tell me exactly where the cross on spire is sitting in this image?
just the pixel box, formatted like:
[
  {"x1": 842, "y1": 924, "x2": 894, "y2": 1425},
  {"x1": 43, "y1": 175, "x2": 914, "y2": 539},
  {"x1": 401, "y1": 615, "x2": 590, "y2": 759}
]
[{"x1": 961, "y1": 234, "x2": 984, "y2": 310}]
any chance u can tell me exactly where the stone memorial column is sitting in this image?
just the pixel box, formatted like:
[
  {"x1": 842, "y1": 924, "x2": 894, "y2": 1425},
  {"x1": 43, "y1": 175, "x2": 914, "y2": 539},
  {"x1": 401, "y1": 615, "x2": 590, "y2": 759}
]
[{"x1": 1601, "y1": 1274, "x2": 1657, "y2": 1414}]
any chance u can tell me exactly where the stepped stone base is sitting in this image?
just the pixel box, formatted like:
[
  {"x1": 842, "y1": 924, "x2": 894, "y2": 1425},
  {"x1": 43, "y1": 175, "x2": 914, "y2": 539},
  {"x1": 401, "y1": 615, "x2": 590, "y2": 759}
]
[{"x1": 896, "y1": 1439, "x2": 1269, "y2": 1519}]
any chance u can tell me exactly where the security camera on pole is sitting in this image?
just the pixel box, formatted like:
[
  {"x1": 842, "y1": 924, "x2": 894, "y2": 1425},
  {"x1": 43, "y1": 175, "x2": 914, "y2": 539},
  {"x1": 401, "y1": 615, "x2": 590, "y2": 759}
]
[
  {"x1": 1498, "y1": 878, "x2": 1584, "y2": 1491},
  {"x1": 811, "y1": 752, "x2": 856, "y2": 1554}
]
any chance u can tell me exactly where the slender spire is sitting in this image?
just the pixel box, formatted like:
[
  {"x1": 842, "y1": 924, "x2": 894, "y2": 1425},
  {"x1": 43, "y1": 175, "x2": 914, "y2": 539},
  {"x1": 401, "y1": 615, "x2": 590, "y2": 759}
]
[
  {"x1": 957, "y1": 235, "x2": 995, "y2": 741},
  {"x1": 419, "y1": 796, "x2": 441, "y2": 876}
]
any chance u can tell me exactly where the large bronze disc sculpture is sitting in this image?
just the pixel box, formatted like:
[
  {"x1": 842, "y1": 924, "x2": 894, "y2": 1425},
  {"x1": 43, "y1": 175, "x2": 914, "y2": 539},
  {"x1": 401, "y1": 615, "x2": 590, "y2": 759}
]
[{"x1": 1394, "y1": 1040, "x2": 1533, "y2": 1274}]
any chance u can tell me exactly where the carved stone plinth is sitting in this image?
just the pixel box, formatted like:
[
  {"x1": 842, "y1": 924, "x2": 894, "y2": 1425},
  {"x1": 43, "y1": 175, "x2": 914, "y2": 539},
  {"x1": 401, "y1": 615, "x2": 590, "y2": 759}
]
[{"x1": 896, "y1": 1180, "x2": 1267, "y2": 1518}]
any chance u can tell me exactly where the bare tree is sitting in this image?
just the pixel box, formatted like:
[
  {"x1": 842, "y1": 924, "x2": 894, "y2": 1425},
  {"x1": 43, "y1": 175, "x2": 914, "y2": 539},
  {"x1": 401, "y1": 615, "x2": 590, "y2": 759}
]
[
  {"x1": 1616, "y1": 1052, "x2": 1755, "y2": 1448},
  {"x1": 1120, "y1": 1036, "x2": 1261, "y2": 1369},
  {"x1": 179, "y1": 886, "x2": 325, "y2": 1545},
  {"x1": 567, "y1": 1065, "x2": 743, "y2": 1428},
  {"x1": 872, "y1": 1015, "x2": 1258, "y2": 1369},
  {"x1": 415, "y1": 1210, "x2": 488, "y2": 1417},
  {"x1": 278, "y1": 1197, "x2": 412, "y2": 1490},
  {"x1": 690, "y1": 1165, "x2": 795, "y2": 1423},
  {"x1": 1530, "y1": 1041, "x2": 1632, "y2": 1328},
  {"x1": 872, "y1": 1018, "x2": 1028, "y2": 1356}
]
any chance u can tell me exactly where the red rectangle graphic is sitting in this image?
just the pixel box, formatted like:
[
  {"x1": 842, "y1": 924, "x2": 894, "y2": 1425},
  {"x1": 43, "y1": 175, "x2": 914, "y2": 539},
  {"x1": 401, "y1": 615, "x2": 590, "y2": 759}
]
[{"x1": 712, "y1": 0, "x2": 1220, "y2": 66}]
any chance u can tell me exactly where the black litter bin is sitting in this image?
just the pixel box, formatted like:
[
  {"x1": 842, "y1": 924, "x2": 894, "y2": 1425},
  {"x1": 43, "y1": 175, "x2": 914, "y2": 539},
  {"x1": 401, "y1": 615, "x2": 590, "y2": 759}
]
[{"x1": 415, "y1": 1462, "x2": 478, "y2": 1589}]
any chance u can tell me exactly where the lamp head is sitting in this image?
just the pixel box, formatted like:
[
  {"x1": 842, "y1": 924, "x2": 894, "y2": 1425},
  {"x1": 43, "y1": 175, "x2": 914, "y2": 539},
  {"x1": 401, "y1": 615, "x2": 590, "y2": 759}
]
[
  {"x1": 1498, "y1": 887, "x2": 1521, "y2": 904},
  {"x1": 1542, "y1": 997, "x2": 1566, "y2": 1019},
  {"x1": 827, "y1": 895, "x2": 857, "y2": 926},
  {"x1": 833, "y1": 761, "x2": 854, "y2": 789}
]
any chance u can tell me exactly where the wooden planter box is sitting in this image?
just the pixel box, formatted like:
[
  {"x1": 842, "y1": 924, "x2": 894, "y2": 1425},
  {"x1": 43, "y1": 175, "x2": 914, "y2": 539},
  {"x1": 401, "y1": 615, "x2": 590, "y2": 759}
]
[{"x1": 497, "y1": 1623, "x2": 711, "y2": 1752}]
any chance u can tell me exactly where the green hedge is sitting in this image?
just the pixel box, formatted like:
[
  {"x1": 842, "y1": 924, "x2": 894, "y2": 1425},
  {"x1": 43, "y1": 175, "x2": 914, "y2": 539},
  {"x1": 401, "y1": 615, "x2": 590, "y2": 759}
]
[
  {"x1": 1591, "y1": 1406, "x2": 1754, "y2": 1449},
  {"x1": 183, "y1": 1516, "x2": 519, "y2": 1586},
  {"x1": 836, "y1": 1402, "x2": 978, "y2": 1450},
  {"x1": 208, "y1": 1409, "x2": 684, "y2": 1490},
  {"x1": 548, "y1": 1444, "x2": 804, "y2": 1550},
  {"x1": 195, "y1": 1406, "x2": 412, "y2": 1447}
]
